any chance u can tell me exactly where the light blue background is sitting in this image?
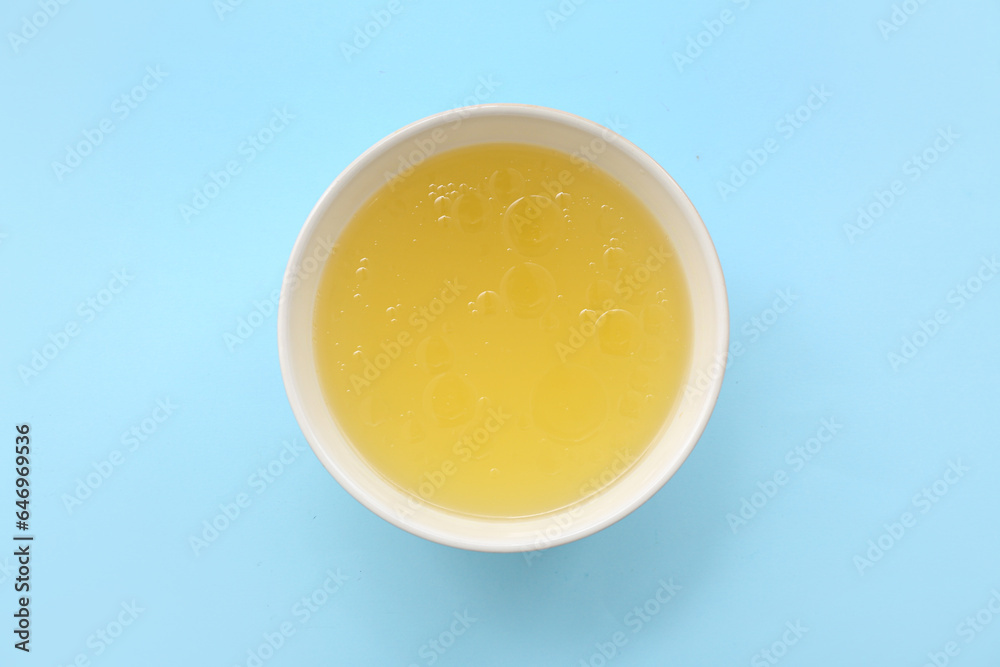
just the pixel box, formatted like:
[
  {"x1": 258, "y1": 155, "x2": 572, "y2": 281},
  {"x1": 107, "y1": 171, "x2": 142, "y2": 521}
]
[{"x1": 2, "y1": 0, "x2": 999, "y2": 665}]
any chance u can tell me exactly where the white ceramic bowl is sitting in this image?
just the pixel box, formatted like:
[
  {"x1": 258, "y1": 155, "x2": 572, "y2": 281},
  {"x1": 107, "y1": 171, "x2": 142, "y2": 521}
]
[{"x1": 278, "y1": 104, "x2": 728, "y2": 553}]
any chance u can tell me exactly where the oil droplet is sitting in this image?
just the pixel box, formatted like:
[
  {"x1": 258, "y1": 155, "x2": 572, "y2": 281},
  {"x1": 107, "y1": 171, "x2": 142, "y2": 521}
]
[
  {"x1": 474, "y1": 395, "x2": 491, "y2": 417},
  {"x1": 417, "y1": 335, "x2": 452, "y2": 374},
  {"x1": 503, "y1": 195, "x2": 561, "y2": 257},
  {"x1": 587, "y1": 280, "x2": 616, "y2": 311},
  {"x1": 476, "y1": 290, "x2": 500, "y2": 315},
  {"x1": 603, "y1": 246, "x2": 626, "y2": 270},
  {"x1": 488, "y1": 167, "x2": 526, "y2": 201},
  {"x1": 531, "y1": 364, "x2": 607, "y2": 441},
  {"x1": 452, "y1": 190, "x2": 489, "y2": 233},
  {"x1": 434, "y1": 195, "x2": 451, "y2": 215},
  {"x1": 361, "y1": 394, "x2": 389, "y2": 426},
  {"x1": 640, "y1": 337, "x2": 663, "y2": 363},
  {"x1": 355, "y1": 266, "x2": 369, "y2": 281},
  {"x1": 597, "y1": 205, "x2": 622, "y2": 235},
  {"x1": 500, "y1": 262, "x2": 556, "y2": 318},
  {"x1": 596, "y1": 309, "x2": 641, "y2": 355},
  {"x1": 405, "y1": 417, "x2": 425, "y2": 443},
  {"x1": 424, "y1": 372, "x2": 476, "y2": 426}
]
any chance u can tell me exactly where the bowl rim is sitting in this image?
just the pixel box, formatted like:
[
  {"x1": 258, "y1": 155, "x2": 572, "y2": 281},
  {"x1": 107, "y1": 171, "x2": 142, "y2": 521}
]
[{"x1": 278, "y1": 102, "x2": 729, "y2": 552}]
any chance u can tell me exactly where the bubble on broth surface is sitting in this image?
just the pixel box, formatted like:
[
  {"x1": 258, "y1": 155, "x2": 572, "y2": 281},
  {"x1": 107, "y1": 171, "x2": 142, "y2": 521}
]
[{"x1": 500, "y1": 262, "x2": 556, "y2": 319}]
